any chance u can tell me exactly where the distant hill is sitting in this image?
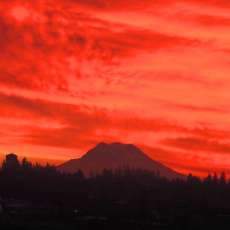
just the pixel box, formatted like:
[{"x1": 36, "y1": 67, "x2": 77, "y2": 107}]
[{"x1": 58, "y1": 142, "x2": 185, "y2": 180}]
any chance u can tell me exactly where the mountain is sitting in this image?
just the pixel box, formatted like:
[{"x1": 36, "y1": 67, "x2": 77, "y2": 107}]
[{"x1": 58, "y1": 142, "x2": 185, "y2": 180}]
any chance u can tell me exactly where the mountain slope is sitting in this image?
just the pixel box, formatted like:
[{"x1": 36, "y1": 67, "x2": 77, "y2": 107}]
[{"x1": 58, "y1": 142, "x2": 184, "y2": 180}]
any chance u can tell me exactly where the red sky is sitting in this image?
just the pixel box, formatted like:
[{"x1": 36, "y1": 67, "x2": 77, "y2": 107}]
[{"x1": 0, "y1": 0, "x2": 230, "y2": 177}]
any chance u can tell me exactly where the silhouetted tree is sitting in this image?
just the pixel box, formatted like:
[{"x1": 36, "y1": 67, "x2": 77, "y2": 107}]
[
  {"x1": 21, "y1": 157, "x2": 32, "y2": 170},
  {"x1": 220, "y1": 172, "x2": 226, "y2": 185}
]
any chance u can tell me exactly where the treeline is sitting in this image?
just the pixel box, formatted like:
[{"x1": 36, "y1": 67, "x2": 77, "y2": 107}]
[{"x1": 1, "y1": 154, "x2": 230, "y2": 220}]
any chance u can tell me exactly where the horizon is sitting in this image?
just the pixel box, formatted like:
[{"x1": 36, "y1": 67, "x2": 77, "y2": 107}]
[
  {"x1": 0, "y1": 141, "x2": 226, "y2": 178},
  {"x1": 1, "y1": 0, "x2": 230, "y2": 178}
]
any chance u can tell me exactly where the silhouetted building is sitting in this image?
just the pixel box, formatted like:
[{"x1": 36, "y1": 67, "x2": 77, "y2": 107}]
[{"x1": 2, "y1": 153, "x2": 20, "y2": 170}]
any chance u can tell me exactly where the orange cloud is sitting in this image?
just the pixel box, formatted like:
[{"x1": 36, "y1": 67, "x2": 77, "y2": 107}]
[
  {"x1": 162, "y1": 137, "x2": 230, "y2": 154},
  {"x1": 0, "y1": 0, "x2": 230, "y2": 177}
]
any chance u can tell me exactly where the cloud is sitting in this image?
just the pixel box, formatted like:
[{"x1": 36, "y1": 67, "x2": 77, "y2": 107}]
[
  {"x1": 1, "y1": 0, "x2": 230, "y2": 177},
  {"x1": 162, "y1": 137, "x2": 230, "y2": 154}
]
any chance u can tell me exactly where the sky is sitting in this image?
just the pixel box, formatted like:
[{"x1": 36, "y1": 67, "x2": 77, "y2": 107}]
[{"x1": 0, "y1": 0, "x2": 230, "y2": 177}]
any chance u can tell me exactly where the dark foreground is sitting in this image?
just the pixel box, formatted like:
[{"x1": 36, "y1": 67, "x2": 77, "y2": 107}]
[
  {"x1": 1, "y1": 156, "x2": 230, "y2": 229},
  {"x1": 1, "y1": 213, "x2": 230, "y2": 230}
]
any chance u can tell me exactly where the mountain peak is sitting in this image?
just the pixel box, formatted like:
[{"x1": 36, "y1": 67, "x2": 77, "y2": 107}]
[
  {"x1": 58, "y1": 142, "x2": 185, "y2": 180},
  {"x1": 95, "y1": 142, "x2": 139, "y2": 151},
  {"x1": 86, "y1": 142, "x2": 143, "y2": 159}
]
